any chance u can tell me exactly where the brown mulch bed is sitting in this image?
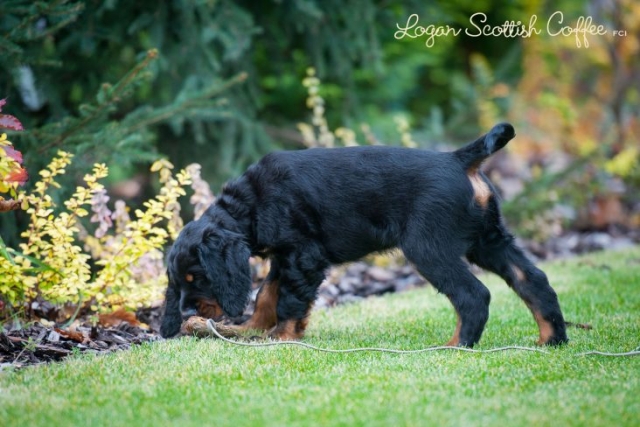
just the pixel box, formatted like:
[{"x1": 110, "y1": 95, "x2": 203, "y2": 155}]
[
  {"x1": 0, "y1": 322, "x2": 158, "y2": 370},
  {"x1": 0, "y1": 304, "x2": 166, "y2": 370}
]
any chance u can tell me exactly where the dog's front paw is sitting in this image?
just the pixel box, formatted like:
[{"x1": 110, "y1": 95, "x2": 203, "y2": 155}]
[{"x1": 268, "y1": 319, "x2": 307, "y2": 341}]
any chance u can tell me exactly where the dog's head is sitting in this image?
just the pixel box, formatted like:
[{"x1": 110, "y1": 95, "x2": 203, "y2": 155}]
[{"x1": 159, "y1": 219, "x2": 252, "y2": 338}]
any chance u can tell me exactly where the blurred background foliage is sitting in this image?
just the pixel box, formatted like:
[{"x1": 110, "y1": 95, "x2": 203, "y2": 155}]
[{"x1": 1, "y1": 0, "x2": 639, "y2": 244}]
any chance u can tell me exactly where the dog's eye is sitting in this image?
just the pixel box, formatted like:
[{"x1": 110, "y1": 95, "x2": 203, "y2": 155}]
[{"x1": 185, "y1": 273, "x2": 194, "y2": 283}]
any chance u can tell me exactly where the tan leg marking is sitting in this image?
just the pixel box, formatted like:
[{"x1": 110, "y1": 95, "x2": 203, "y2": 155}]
[
  {"x1": 196, "y1": 299, "x2": 224, "y2": 321},
  {"x1": 532, "y1": 310, "x2": 554, "y2": 345},
  {"x1": 241, "y1": 280, "x2": 279, "y2": 332},
  {"x1": 514, "y1": 269, "x2": 555, "y2": 346},
  {"x1": 511, "y1": 265, "x2": 526, "y2": 282},
  {"x1": 269, "y1": 304, "x2": 313, "y2": 341},
  {"x1": 270, "y1": 320, "x2": 303, "y2": 341},
  {"x1": 446, "y1": 311, "x2": 462, "y2": 346}
]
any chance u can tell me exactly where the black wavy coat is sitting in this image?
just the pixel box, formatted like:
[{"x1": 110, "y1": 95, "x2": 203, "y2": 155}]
[{"x1": 161, "y1": 123, "x2": 567, "y2": 347}]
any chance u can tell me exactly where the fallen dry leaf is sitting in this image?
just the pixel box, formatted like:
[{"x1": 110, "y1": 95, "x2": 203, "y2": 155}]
[
  {"x1": 54, "y1": 327, "x2": 86, "y2": 343},
  {"x1": 0, "y1": 198, "x2": 21, "y2": 213},
  {"x1": 98, "y1": 309, "x2": 141, "y2": 328}
]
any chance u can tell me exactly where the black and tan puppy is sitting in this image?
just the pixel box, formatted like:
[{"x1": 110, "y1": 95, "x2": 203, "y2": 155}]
[{"x1": 160, "y1": 123, "x2": 568, "y2": 347}]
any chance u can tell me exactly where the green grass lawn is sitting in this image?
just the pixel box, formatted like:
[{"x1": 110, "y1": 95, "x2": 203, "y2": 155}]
[{"x1": 1, "y1": 247, "x2": 639, "y2": 427}]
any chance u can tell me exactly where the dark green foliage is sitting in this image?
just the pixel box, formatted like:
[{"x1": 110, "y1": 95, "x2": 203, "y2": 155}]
[
  {"x1": 0, "y1": 0, "x2": 264, "y2": 182},
  {"x1": 0, "y1": 0, "x2": 532, "y2": 244},
  {"x1": 0, "y1": 0, "x2": 537, "y2": 183},
  {"x1": 0, "y1": 0, "x2": 264, "y2": 244},
  {"x1": 0, "y1": 0, "x2": 84, "y2": 69},
  {"x1": 5, "y1": 0, "x2": 627, "y2": 244}
]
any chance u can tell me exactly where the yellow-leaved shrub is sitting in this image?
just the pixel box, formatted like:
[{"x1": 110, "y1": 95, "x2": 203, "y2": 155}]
[{"x1": 0, "y1": 151, "x2": 192, "y2": 317}]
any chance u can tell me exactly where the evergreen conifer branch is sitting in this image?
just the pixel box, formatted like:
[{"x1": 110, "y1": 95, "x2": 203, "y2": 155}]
[{"x1": 35, "y1": 49, "x2": 159, "y2": 154}]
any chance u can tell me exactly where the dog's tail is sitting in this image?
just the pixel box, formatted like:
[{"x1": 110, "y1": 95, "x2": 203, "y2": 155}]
[{"x1": 454, "y1": 123, "x2": 516, "y2": 170}]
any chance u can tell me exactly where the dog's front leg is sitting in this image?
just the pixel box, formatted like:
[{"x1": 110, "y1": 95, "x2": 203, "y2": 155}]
[
  {"x1": 239, "y1": 263, "x2": 280, "y2": 333},
  {"x1": 268, "y1": 249, "x2": 328, "y2": 341},
  {"x1": 160, "y1": 285, "x2": 182, "y2": 338}
]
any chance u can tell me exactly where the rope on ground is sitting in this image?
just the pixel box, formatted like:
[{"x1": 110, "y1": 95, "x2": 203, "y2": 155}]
[
  {"x1": 205, "y1": 320, "x2": 639, "y2": 357},
  {"x1": 576, "y1": 348, "x2": 640, "y2": 357}
]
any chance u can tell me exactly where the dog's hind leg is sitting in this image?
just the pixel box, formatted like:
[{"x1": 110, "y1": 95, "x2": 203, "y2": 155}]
[
  {"x1": 404, "y1": 248, "x2": 492, "y2": 348},
  {"x1": 467, "y1": 226, "x2": 568, "y2": 346}
]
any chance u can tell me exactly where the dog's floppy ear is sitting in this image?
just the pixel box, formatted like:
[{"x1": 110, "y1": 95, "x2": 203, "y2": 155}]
[
  {"x1": 160, "y1": 282, "x2": 182, "y2": 338},
  {"x1": 197, "y1": 226, "x2": 251, "y2": 318}
]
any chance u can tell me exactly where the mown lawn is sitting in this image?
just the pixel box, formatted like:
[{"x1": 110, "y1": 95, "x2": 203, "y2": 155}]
[{"x1": 1, "y1": 247, "x2": 639, "y2": 427}]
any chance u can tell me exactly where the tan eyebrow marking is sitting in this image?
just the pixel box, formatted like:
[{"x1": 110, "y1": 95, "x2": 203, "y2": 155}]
[{"x1": 185, "y1": 273, "x2": 194, "y2": 282}]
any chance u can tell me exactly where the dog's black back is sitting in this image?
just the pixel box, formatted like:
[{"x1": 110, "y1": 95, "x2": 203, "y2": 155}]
[
  {"x1": 161, "y1": 123, "x2": 568, "y2": 347},
  {"x1": 233, "y1": 146, "x2": 477, "y2": 263}
]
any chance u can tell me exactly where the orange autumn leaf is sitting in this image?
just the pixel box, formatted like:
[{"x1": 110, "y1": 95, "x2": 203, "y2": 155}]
[
  {"x1": 54, "y1": 327, "x2": 86, "y2": 343},
  {"x1": 5, "y1": 166, "x2": 28, "y2": 185},
  {"x1": 98, "y1": 309, "x2": 141, "y2": 328}
]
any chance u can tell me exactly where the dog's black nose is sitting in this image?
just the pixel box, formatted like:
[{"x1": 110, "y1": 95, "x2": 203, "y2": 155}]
[{"x1": 181, "y1": 308, "x2": 197, "y2": 321}]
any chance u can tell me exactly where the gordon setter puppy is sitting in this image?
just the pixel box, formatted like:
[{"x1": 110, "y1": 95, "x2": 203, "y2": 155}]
[{"x1": 160, "y1": 123, "x2": 568, "y2": 347}]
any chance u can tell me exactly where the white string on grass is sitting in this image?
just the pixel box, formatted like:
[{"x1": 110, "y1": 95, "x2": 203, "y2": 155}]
[
  {"x1": 576, "y1": 349, "x2": 640, "y2": 357},
  {"x1": 205, "y1": 319, "x2": 639, "y2": 357}
]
